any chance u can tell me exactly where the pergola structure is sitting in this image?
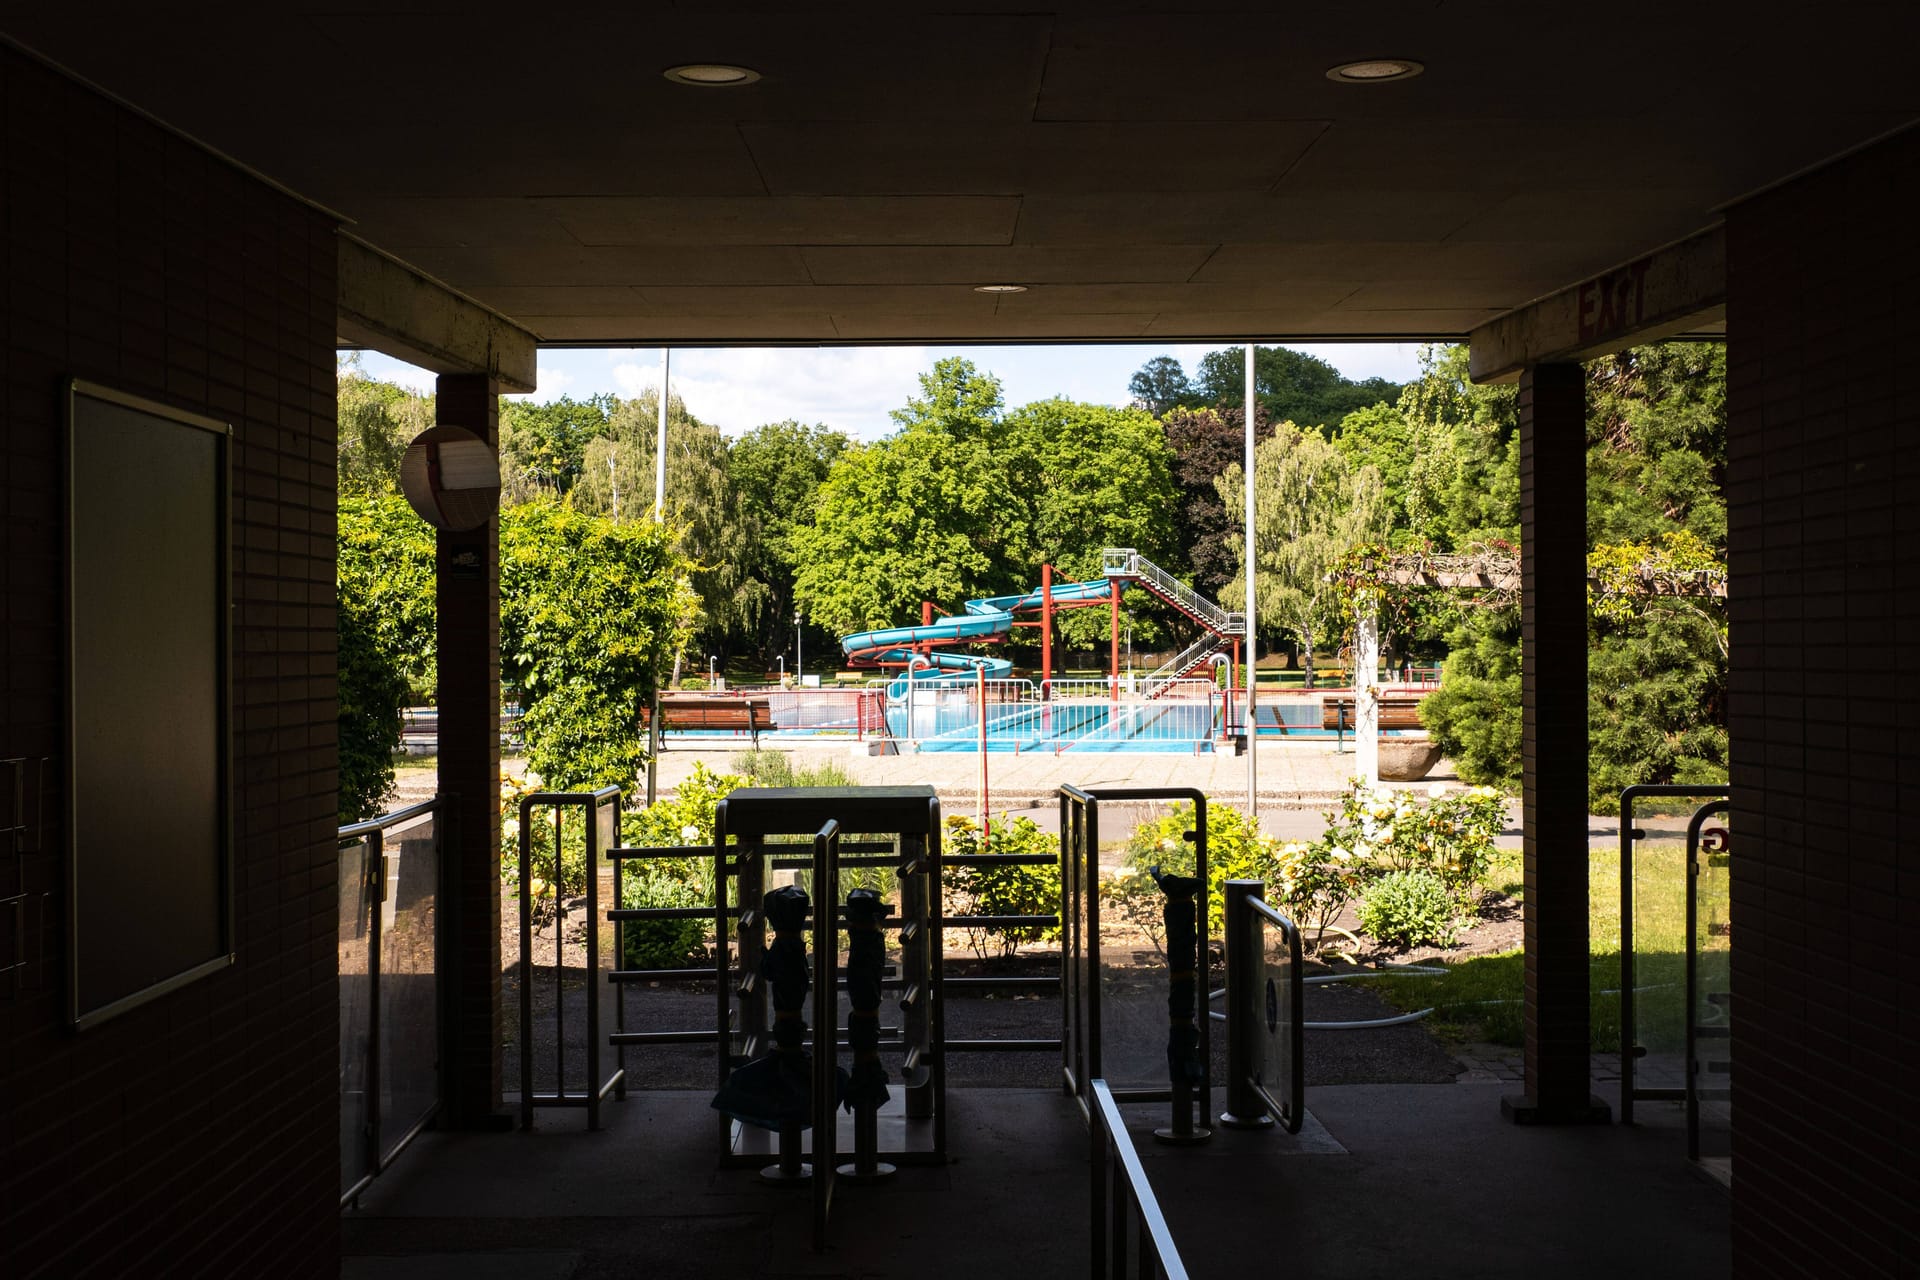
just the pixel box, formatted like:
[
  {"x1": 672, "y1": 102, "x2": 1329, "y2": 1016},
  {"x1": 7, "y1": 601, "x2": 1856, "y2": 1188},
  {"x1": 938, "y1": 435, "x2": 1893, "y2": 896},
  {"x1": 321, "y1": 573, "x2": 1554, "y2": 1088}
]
[{"x1": 2, "y1": 6, "x2": 1917, "y2": 1274}]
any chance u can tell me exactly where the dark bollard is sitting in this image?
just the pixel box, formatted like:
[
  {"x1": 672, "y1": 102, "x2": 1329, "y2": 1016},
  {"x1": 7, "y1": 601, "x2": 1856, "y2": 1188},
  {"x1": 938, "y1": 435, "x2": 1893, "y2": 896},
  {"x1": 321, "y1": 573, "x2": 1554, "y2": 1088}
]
[
  {"x1": 838, "y1": 888, "x2": 897, "y2": 1183},
  {"x1": 711, "y1": 884, "x2": 817, "y2": 1184},
  {"x1": 1150, "y1": 866, "x2": 1213, "y2": 1146},
  {"x1": 1218, "y1": 880, "x2": 1275, "y2": 1130}
]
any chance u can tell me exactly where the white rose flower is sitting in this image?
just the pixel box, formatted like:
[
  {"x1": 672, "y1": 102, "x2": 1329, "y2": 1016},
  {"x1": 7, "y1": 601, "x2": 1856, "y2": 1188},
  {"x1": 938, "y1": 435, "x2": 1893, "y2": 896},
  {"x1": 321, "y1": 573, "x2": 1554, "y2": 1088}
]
[{"x1": 681, "y1": 824, "x2": 702, "y2": 842}]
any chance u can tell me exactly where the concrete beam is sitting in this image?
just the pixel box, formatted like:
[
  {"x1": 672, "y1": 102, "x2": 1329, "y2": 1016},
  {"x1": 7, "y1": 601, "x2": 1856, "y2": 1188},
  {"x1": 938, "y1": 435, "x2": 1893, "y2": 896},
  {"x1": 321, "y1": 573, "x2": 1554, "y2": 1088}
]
[
  {"x1": 1469, "y1": 227, "x2": 1725, "y2": 385},
  {"x1": 336, "y1": 233, "x2": 538, "y2": 393}
]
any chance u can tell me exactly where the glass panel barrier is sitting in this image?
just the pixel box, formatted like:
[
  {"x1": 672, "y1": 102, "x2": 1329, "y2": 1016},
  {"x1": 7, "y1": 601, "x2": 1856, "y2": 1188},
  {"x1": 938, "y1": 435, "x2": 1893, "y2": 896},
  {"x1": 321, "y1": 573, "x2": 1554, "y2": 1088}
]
[
  {"x1": 377, "y1": 810, "x2": 439, "y2": 1166},
  {"x1": 1252, "y1": 898, "x2": 1304, "y2": 1132},
  {"x1": 337, "y1": 838, "x2": 374, "y2": 1199}
]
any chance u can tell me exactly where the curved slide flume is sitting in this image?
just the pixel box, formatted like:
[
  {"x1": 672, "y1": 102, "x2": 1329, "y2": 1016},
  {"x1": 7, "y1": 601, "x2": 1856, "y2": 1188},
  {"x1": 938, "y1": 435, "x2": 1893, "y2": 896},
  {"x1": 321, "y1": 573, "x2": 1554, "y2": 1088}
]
[{"x1": 841, "y1": 577, "x2": 1118, "y2": 699}]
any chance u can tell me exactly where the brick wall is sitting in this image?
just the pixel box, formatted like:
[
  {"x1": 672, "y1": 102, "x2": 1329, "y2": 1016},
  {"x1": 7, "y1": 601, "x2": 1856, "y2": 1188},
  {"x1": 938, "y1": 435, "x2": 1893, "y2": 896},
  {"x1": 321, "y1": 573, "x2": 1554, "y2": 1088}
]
[
  {"x1": 1, "y1": 48, "x2": 339, "y2": 1276},
  {"x1": 1516, "y1": 363, "x2": 1598, "y2": 1117},
  {"x1": 1725, "y1": 125, "x2": 1920, "y2": 1275}
]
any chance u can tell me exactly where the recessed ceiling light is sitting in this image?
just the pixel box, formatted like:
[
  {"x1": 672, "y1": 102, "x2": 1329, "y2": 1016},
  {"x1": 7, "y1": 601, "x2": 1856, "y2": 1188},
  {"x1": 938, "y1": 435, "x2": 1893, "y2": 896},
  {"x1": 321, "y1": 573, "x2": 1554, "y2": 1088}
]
[
  {"x1": 1325, "y1": 59, "x2": 1424, "y2": 83},
  {"x1": 663, "y1": 63, "x2": 761, "y2": 86},
  {"x1": 973, "y1": 284, "x2": 1027, "y2": 294}
]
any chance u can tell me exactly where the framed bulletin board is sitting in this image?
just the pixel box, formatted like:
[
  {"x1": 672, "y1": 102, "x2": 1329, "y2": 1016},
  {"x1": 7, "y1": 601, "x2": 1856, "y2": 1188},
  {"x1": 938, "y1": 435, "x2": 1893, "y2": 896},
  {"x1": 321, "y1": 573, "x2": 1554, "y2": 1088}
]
[{"x1": 65, "y1": 379, "x2": 233, "y2": 1030}]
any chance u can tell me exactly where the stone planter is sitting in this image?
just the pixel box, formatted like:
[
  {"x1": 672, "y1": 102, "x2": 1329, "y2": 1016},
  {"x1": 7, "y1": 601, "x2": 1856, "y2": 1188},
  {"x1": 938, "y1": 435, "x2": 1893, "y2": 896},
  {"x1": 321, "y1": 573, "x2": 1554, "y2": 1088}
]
[{"x1": 1378, "y1": 736, "x2": 1444, "y2": 781}]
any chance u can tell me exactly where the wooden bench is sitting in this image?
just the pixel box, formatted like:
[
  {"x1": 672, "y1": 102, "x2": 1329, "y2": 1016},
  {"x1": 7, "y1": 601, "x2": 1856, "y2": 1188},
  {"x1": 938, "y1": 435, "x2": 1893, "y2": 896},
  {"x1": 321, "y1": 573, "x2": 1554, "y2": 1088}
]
[
  {"x1": 1322, "y1": 697, "x2": 1426, "y2": 732},
  {"x1": 641, "y1": 696, "x2": 771, "y2": 748}
]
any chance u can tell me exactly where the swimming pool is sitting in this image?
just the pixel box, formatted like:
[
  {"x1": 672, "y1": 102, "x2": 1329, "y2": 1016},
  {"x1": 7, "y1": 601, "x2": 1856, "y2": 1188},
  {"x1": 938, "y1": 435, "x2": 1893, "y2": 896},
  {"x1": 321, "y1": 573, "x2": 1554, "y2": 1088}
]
[{"x1": 649, "y1": 687, "x2": 1422, "y2": 753}]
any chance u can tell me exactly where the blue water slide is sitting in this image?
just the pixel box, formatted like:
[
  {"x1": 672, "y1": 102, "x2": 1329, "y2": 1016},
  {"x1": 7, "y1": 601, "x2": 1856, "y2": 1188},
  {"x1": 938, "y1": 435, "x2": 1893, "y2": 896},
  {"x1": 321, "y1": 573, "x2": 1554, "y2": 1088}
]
[{"x1": 840, "y1": 577, "x2": 1117, "y2": 697}]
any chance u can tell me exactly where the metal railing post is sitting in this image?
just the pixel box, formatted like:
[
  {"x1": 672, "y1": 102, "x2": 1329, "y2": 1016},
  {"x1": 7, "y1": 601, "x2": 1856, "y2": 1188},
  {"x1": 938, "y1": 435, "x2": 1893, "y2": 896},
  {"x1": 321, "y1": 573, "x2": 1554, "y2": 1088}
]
[
  {"x1": 1218, "y1": 879, "x2": 1274, "y2": 1130},
  {"x1": 1151, "y1": 866, "x2": 1211, "y2": 1147}
]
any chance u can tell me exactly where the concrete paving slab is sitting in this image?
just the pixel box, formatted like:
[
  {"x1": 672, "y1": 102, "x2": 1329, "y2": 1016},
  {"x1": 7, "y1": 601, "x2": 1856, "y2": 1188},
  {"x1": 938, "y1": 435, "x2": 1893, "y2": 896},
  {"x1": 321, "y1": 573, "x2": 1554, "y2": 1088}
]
[{"x1": 1138, "y1": 1083, "x2": 1728, "y2": 1280}]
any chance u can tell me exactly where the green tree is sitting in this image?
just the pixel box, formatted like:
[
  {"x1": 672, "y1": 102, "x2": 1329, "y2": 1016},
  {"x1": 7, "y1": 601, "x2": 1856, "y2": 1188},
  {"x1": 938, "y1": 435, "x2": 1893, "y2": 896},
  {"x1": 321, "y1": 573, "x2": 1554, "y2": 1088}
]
[
  {"x1": 1394, "y1": 345, "x2": 1520, "y2": 547},
  {"x1": 791, "y1": 361, "x2": 1184, "y2": 652},
  {"x1": 1001, "y1": 397, "x2": 1181, "y2": 647},
  {"x1": 337, "y1": 363, "x2": 431, "y2": 496},
  {"x1": 1193, "y1": 346, "x2": 1400, "y2": 434},
  {"x1": 337, "y1": 595, "x2": 410, "y2": 823},
  {"x1": 1217, "y1": 424, "x2": 1390, "y2": 681},
  {"x1": 791, "y1": 429, "x2": 1004, "y2": 635},
  {"x1": 337, "y1": 494, "x2": 437, "y2": 695},
  {"x1": 499, "y1": 500, "x2": 696, "y2": 792},
  {"x1": 569, "y1": 391, "x2": 768, "y2": 666},
  {"x1": 1127, "y1": 354, "x2": 1196, "y2": 415},
  {"x1": 336, "y1": 492, "x2": 436, "y2": 822},
  {"x1": 498, "y1": 393, "x2": 616, "y2": 501},
  {"x1": 729, "y1": 420, "x2": 850, "y2": 659},
  {"x1": 1414, "y1": 342, "x2": 1729, "y2": 808},
  {"x1": 792, "y1": 360, "x2": 1015, "y2": 634},
  {"x1": 1162, "y1": 404, "x2": 1272, "y2": 599}
]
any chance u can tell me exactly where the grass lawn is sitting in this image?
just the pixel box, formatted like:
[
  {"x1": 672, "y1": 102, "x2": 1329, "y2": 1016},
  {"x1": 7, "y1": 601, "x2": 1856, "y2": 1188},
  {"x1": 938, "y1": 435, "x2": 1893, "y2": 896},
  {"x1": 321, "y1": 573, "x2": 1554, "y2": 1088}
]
[{"x1": 1357, "y1": 841, "x2": 1730, "y2": 1051}]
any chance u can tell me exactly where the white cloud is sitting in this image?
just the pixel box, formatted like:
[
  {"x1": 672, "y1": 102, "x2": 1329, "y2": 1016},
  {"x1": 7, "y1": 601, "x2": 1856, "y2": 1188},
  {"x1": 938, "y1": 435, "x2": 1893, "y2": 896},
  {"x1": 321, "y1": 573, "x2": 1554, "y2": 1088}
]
[{"x1": 610, "y1": 346, "x2": 930, "y2": 440}]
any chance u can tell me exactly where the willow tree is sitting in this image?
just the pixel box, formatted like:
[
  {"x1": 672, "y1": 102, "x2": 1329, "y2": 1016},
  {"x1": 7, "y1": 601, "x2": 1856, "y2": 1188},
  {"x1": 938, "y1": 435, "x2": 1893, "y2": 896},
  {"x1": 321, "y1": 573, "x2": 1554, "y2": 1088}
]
[{"x1": 1216, "y1": 423, "x2": 1388, "y2": 684}]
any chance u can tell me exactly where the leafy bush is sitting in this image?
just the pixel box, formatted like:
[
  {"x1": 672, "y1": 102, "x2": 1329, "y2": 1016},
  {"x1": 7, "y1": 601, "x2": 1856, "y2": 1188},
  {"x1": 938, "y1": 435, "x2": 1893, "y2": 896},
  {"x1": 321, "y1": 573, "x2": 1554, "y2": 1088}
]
[
  {"x1": 1099, "y1": 863, "x2": 1168, "y2": 956},
  {"x1": 1420, "y1": 671, "x2": 1522, "y2": 792},
  {"x1": 1357, "y1": 870, "x2": 1459, "y2": 948},
  {"x1": 944, "y1": 815, "x2": 1061, "y2": 958},
  {"x1": 500, "y1": 773, "x2": 586, "y2": 901},
  {"x1": 1123, "y1": 800, "x2": 1273, "y2": 936},
  {"x1": 337, "y1": 596, "x2": 408, "y2": 824},
  {"x1": 1265, "y1": 837, "x2": 1362, "y2": 944},
  {"x1": 336, "y1": 494, "x2": 436, "y2": 823},
  {"x1": 795, "y1": 759, "x2": 857, "y2": 788},
  {"x1": 619, "y1": 861, "x2": 709, "y2": 970},
  {"x1": 677, "y1": 676, "x2": 707, "y2": 691},
  {"x1": 1315, "y1": 781, "x2": 1502, "y2": 904},
  {"x1": 731, "y1": 749, "x2": 794, "y2": 785},
  {"x1": 500, "y1": 499, "x2": 696, "y2": 794}
]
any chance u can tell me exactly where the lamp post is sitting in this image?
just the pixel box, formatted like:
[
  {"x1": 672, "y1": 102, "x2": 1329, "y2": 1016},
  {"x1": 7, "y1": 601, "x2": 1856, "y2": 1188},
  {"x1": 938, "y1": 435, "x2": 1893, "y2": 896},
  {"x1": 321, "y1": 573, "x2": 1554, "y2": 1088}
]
[
  {"x1": 795, "y1": 609, "x2": 804, "y2": 685},
  {"x1": 1244, "y1": 341, "x2": 1258, "y2": 816},
  {"x1": 708, "y1": 654, "x2": 717, "y2": 687},
  {"x1": 777, "y1": 655, "x2": 785, "y2": 683}
]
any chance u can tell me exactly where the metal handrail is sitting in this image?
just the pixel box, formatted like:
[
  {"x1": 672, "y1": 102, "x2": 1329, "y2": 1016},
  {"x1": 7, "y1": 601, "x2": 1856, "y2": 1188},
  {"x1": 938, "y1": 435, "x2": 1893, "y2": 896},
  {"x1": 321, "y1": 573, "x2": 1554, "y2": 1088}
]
[
  {"x1": 1089, "y1": 1079, "x2": 1190, "y2": 1280},
  {"x1": 337, "y1": 796, "x2": 443, "y2": 1208},
  {"x1": 517, "y1": 786, "x2": 625, "y2": 1131},
  {"x1": 1102, "y1": 547, "x2": 1243, "y2": 637},
  {"x1": 1617, "y1": 783, "x2": 1729, "y2": 1124},
  {"x1": 337, "y1": 795, "x2": 440, "y2": 841},
  {"x1": 1140, "y1": 633, "x2": 1230, "y2": 698}
]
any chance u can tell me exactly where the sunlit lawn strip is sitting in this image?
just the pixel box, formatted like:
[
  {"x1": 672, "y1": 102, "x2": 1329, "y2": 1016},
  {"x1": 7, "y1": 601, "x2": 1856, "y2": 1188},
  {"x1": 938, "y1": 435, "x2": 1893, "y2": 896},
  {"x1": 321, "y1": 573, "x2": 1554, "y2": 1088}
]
[{"x1": 1354, "y1": 844, "x2": 1722, "y2": 1052}]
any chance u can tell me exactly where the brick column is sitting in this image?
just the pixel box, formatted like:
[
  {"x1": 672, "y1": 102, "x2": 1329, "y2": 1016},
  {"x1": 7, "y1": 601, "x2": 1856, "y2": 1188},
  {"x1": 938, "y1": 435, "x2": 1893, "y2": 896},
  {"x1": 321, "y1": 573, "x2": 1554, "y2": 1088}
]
[
  {"x1": 435, "y1": 373, "x2": 507, "y2": 1128},
  {"x1": 1505, "y1": 363, "x2": 1608, "y2": 1125}
]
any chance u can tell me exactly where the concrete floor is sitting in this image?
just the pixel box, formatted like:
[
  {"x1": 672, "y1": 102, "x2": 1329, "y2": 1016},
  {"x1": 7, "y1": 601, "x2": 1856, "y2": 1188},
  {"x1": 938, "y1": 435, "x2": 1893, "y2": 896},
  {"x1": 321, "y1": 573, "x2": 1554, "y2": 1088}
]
[{"x1": 342, "y1": 1081, "x2": 1727, "y2": 1279}]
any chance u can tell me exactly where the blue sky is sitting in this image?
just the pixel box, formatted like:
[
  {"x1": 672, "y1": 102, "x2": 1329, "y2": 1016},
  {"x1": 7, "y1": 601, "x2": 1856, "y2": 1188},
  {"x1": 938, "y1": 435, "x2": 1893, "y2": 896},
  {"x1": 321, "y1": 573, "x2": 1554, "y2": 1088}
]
[{"x1": 350, "y1": 342, "x2": 1426, "y2": 441}]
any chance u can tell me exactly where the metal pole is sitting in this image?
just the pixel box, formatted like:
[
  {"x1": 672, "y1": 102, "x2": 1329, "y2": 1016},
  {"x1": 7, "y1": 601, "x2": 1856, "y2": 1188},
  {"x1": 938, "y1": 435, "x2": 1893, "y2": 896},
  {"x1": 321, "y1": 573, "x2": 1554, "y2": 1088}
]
[
  {"x1": 796, "y1": 609, "x2": 804, "y2": 685},
  {"x1": 653, "y1": 347, "x2": 669, "y2": 519},
  {"x1": 1244, "y1": 342, "x2": 1258, "y2": 816},
  {"x1": 977, "y1": 665, "x2": 988, "y2": 839}
]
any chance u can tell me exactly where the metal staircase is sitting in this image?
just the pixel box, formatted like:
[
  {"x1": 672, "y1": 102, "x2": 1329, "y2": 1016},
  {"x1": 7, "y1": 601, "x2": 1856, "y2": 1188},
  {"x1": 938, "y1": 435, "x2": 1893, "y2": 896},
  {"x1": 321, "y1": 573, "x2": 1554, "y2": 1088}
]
[
  {"x1": 1102, "y1": 548, "x2": 1244, "y2": 637},
  {"x1": 1140, "y1": 633, "x2": 1233, "y2": 698}
]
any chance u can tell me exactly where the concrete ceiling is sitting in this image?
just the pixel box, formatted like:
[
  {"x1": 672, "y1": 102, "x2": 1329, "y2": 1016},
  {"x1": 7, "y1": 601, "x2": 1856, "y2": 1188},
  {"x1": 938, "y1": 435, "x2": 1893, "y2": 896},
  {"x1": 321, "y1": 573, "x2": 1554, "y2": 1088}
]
[{"x1": 5, "y1": 4, "x2": 1917, "y2": 345}]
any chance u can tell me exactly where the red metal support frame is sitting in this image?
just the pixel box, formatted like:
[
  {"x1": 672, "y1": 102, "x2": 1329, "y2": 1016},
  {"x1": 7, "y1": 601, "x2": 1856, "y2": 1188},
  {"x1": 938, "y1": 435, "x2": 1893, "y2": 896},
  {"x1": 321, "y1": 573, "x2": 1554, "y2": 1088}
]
[
  {"x1": 1041, "y1": 563, "x2": 1054, "y2": 695},
  {"x1": 1109, "y1": 580, "x2": 1120, "y2": 701}
]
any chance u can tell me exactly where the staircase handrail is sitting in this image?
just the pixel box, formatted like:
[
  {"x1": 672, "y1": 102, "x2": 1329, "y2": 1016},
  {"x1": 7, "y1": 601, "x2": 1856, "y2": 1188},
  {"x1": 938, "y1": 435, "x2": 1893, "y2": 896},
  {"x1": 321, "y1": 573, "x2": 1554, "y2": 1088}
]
[
  {"x1": 1142, "y1": 633, "x2": 1230, "y2": 697},
  {"x1": 1103, "y1": 548, "x2": 1242, "y2": 636}
]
